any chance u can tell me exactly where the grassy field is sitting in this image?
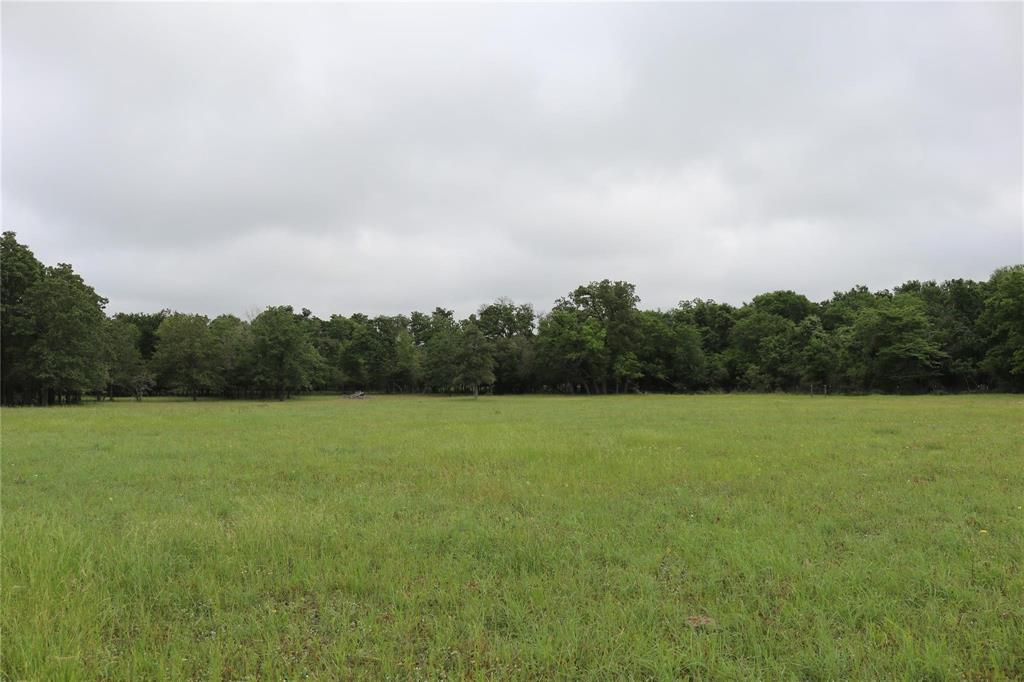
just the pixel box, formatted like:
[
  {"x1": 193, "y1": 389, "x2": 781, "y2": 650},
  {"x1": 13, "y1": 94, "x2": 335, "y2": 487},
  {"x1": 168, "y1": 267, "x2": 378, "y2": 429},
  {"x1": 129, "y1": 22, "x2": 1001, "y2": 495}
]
[{"x1": 2, "y1": 394, "x2": 1022, "y2": 680}]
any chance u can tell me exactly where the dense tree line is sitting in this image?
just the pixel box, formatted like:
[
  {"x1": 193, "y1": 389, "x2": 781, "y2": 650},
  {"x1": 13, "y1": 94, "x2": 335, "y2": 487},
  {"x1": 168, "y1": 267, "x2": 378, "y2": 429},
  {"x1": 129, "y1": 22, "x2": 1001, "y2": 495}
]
[{"x1": 2, "y1": 231, "x2": 1022, "y2": 405}]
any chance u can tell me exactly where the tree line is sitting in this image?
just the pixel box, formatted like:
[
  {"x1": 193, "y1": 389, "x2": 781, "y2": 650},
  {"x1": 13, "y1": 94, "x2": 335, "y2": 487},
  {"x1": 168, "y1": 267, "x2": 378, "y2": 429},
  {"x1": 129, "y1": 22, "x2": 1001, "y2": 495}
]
[{"x1": 2, "y1": 231, "x2": 1022, "y2": 405}]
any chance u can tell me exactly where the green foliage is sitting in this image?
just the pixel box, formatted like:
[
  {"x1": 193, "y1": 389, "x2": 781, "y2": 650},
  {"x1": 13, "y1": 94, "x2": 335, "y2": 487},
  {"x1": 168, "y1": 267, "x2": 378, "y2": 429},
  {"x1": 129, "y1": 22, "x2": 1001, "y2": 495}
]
[
  {"x1": 535, "y1": 307, "x2": 607, "y2": 393},
  {"x1": 676, "y1": 299, "x2": 736, "y2": 353},
  {"x1": 393, "y1": 328, "x2": 423, "y2": 391},
  {"x1": 1, "y1": 232, "x2": 1021, "y2": 401},
  {"x1": 369, "y1": 315, "x2": 413, "y2": 392},
  {"x1": 633, "y1": 310, "x2": 706, "y2": 391},
  {"x1": 979, "y1": 265, "x2": 1024, "y2": 390},
  {"x1": 750, "y1": 289, "x2": 816, "y2": 323},
  {"x1": 24, "y1": 263, "x2": 109, "y2": 403},
  {"x1": 729, "y1": 309, "x2": 799, "y2": 391},
  {"x1": 453, "y1": 317, "x2": 495, "y2": 397},
  {"x1": 795, "y1": 316, "x2": 839, "y2": 390},
  {"x1": 477, "y1": 298, "x2": 535, "y2": 339},
  {"x1": 151, "y1": 314, "x2": 220, "y2": 399},
  {"x1": 209, "y1": 314, "x2": 255, "y2": 397},
  {"x1": 250, "y1": 306, "x2": 322, "y2": 399},
  {"x1": 103, "y1": 318, "x2": 150, "y2": 399},
  {"x1": 1, "y1": 232, "x2": 45, "y2": 403},
  {"x1": 112, "y1": 310, "x2": 168, "y2": 360},
  {"x1": 848, "y1": 295, "x2": 948, "y2": 392},
  {"x1": 558, "y1": 279, "x2": 641, "y2": 392},
  {"x1": 478, "y1": 299, "x2": 536, "y2": 393},
  {"x1": 820, "y1": 285, "x2": 880, "y2": 330},
  {"x1": 424, "y1": 308, "x2": 460, "y2": 392},
  {"x1": 323, "y1": 314, "x2": 366, "y2": 388}
]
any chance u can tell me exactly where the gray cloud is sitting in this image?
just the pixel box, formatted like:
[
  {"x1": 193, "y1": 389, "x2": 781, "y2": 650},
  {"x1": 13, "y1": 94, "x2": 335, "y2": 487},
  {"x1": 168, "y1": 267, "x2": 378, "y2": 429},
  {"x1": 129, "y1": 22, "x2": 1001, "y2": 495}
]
[{"x1": 3, "y1": 2, "x2": 1021, "y2": 317}]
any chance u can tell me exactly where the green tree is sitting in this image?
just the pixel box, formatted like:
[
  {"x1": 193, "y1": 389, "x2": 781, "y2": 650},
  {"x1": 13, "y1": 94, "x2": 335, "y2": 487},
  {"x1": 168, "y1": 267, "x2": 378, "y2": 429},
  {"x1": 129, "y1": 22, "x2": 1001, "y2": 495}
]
[
  {"x1": 250, "y1": 306, "x2": 322, "y2": 399},
  {"x1": 113, "y1": 310, "x2": 169, "y2": 361},
  {"x1": 675, "y1": 299, "x2": 735, "y2": 389},
  {"x1": 558, "y1": 280, "x2": 640, "y2": 393},
  {"x1": 24, "y1": 263, "x2": 109, "y2": 405},
  {"x1": 366, "y1": 316, "x2": 407, "y2": 392},
  {"x1": 0, "y1": 232, "x2": 45, "y2": 404},
  {"x1": 820, "y1": 285, "x2": 881, "y2": 331},
  {"x1": 848, "y1": 295, "x2": 947, "y2": 392},
  {"x1": 478, "y1": 298, "x2": 536, "y2": 393},
  {"x1": 209, "y1": 314, "x2": 254, "y2": 398},
  {"x1": 535, "y1": 307, "x2": 606, "y2": 393},
  {"x1": 424, "y1": 308, "x2": 460, "y2": 393},
  {"x1": 795, "y1": 316, "x2": 839, "y2": 391},
  {"x1": 979, "y1": 265, "x2": 1024, "y2": 390},
  {"x1": 635, "y1": 310, "x2": 706, "y2": 391},
  {"x1": 393, "y1": 328, "x2": 423, "y2": 392},
  {"x1": 751, "y1": 290, "x2": 817, "y2": 323},
  {"x1": 729, "y1": 309, "x2": 799, "y2": 391},
  {"x1": 104, "y1": 318, "x2": 150, "y2": 399},
  {"x1": 454, "y1": 317, "x2": 495, "y2": 397},
  {"x1": 151, "y1": 314, "x2": 219, "y2": 400},
  {"x1": 633, "y1": 311, "x2": 678, "y2": 390},
  {"x1": 323, "y1": 314, "x2": 365, "y2": 389},
  {"x1": 936, "y1": 278, "x2": 989, "y2": 390}
]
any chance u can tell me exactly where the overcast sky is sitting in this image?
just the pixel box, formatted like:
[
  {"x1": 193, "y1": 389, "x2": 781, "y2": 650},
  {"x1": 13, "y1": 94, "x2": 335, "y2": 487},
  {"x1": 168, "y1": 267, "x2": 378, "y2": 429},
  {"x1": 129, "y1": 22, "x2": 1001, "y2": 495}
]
[{"x1": 3, "y1": 2, "x2": 1021, "y2": 318}]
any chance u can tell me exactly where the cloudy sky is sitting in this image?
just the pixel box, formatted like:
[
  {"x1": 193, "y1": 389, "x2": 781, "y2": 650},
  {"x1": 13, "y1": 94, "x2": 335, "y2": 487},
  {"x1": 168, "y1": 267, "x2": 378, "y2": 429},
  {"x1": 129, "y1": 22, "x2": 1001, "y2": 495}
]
[{"x1": 3, "y1": 2, "x2": 1021, "y2": 318}]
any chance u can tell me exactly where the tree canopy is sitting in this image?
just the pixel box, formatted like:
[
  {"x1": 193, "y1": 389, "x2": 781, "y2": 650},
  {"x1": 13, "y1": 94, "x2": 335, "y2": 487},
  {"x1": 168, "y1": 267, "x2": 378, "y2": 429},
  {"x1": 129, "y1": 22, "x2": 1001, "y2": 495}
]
[{"x1": 2, "y1": 231, "x2": 1021, "y2": 404}]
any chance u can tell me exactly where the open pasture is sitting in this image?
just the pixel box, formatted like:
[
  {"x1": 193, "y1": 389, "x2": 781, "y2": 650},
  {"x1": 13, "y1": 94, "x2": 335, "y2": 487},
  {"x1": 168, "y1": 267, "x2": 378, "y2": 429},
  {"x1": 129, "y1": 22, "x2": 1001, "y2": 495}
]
[{"x1": 2, "y1": 395, "x2": 1022, "y2": 679}]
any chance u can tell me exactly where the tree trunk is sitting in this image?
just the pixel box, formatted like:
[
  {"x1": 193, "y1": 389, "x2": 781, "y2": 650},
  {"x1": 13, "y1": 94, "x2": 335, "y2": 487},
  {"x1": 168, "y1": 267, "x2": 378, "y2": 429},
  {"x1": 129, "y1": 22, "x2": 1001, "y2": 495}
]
[{"x1": 473, "y1": 384, "x2": 479, "y2": 398}]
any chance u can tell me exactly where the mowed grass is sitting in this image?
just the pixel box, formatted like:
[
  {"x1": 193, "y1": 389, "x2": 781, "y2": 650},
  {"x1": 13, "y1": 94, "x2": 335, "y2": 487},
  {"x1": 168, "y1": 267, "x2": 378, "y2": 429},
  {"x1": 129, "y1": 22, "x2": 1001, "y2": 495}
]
[{"x1": 2, "y1": 395, "x2": 1022, "y2": 680}]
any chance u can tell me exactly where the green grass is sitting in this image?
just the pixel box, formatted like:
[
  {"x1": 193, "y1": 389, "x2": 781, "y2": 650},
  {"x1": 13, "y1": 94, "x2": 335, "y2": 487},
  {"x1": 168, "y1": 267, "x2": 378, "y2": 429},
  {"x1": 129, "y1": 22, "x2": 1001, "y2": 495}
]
[{"x1": 2, "y1": 395, "x2": 1022, "y2": 680}]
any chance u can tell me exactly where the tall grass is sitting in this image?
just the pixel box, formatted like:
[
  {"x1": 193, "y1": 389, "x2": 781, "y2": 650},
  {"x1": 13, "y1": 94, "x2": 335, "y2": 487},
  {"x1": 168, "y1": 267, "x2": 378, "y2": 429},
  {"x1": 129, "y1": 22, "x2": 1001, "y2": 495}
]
[{"x1": 3, "y1": 394, "x2": 1022, "y2": 679}]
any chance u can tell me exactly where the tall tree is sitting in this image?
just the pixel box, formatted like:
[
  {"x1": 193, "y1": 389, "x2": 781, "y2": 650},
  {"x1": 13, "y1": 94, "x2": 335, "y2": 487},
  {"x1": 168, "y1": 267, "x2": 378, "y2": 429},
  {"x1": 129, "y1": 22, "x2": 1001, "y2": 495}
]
[
  {"x1": 0, "y1": 232, "x2": 45, "y2": 404},
  {"x1": 151, "y1": 314, "x2": 219, "y2": 400},
  {"x1": 478, "y1": 299, "x2": 536, "y2": 393},
  {"x1": 635, "y1": 310, "x2": 706, "y2": 392},
  {"x1": 424, "y1": 308, "x2": 460, "y2": 393},
  {"x1": 104, "y1": 318, "x2": 151, "y2": 399},
  {"x1": 795, "y1": 316, "x2": 839, "y2": 391},
  {"x1": 112, "y1": 310, "x2": 169, "y2": 361},
  {"x1": 393, "y1": 328, "x2": 423, "y2": 392},
  {"x1": 820, "y1": 285, "x2": 880, "y2": 331},
  {"x1": 847, "y1": 295, "x2": 947, "y2": 392},
  {"x1": 979, "y1": 265, "x2": 1024, "y2": 390},
  {"x1": 729, "y1": 308, "x2": 799, "y2": 391},
  {"x1": 675, "y1": 299, "x2": 735, "y2": 389},
  {"x1": 250, "y1": 306, "x2": 322, "y2": 399},
  {"x1": 535, "y1": 307, "x2": 606, "y2": 394},
  {"x1": 323, "y1": 314, "x2": 366, "y2": 390},
  {"x1": 556, "y1": 280, "x2": 640, "y2": 393},
  {"x1": 23, "y1": 263, "x2": 109, "y2": 405},
  {"x1": 209, "y1": 314, "x2": 254, "y2": 398},
  {"x1": 453, "y1": 317, "x2": 495, "y2": 398},
  {"x1": 750, "y1": 290, "x2": 817, "y2": 323}
]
